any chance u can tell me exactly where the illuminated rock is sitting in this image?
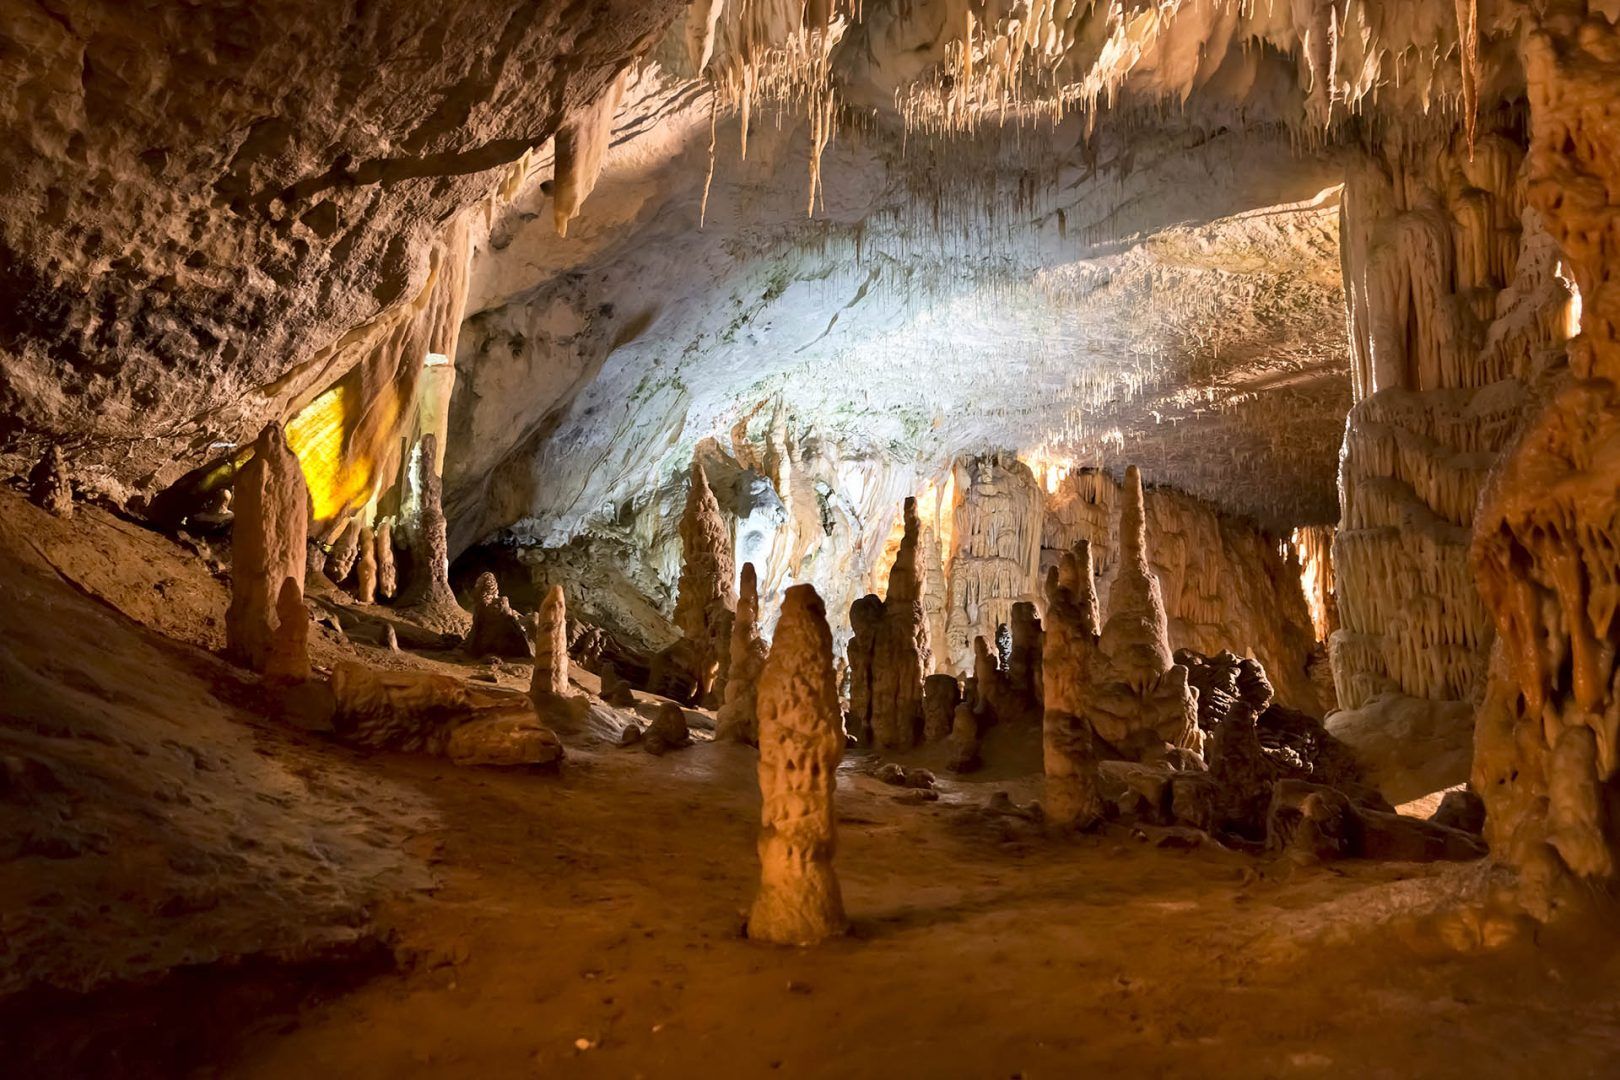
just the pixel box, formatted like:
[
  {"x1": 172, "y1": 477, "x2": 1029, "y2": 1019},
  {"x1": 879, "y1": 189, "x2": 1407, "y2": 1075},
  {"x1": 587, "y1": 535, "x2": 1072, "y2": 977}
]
[
  {"x1": 399, "y1": 433, "x2": 468, "y2": 633},
  {"x1": 1041, "y1": 541, "x2": 1104, "y2": 830},
  {"x1": 28, "y1": 445, "x2": 72, "y2": 519},
  {"x1": 748, "y1": 584, "x2": 846, "y2": 946},
  {"x1": 530, "y1": 584, "x2": 570, "y2": 702}
]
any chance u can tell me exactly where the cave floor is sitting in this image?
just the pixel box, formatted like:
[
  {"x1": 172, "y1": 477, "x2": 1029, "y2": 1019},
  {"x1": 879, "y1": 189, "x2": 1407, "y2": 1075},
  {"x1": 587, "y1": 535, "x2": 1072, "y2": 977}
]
[{"x1": 4, "y1": 490, "x2": 1620, "y2": 1078}]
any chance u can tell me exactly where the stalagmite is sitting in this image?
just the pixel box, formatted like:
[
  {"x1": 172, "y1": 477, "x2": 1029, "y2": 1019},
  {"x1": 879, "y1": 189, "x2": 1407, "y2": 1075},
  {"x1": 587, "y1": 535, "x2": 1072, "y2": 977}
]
[
  {"x1": 846, "y1": 593, "x2": 883, "y2": 743},
  {"x1": 531, "y1": 585, "x2": 570, "y2": 703},
  {"x1": 1087, "y1": 467, "x2": 1200, "y2": 757},
  {"x1": 1042, "y1": 542, "x2": 1103, "y2": 830},
  {"x1": 226, "y1": 422, "x2": 310, "y2": 681},
  {"x1": 28, "y1": 445, "x2": 72, "y2": 519},
  {"x1": 869, "y1": 497, "x2": 932, "y2": 750},
  {"x1": 325, "y1": 517, "x2": 362, "y2": 583},
  {"x1": 922, "y1": 674, "x2": 960, "y2": 742},
  {"x1": 355, "y1": 526, "x2": 378, "y2": 604},
  {"x1": 464, "y1": 572, "x2": 532, "y2": 659},
  {"x1": 374, "y1": 521, "x2": 396, "y2": 600},
  {"x1": 948, "y1": 701, "x2": 982, "y2": 774},
  {"x1": 717, "y1": 562, "x2": 769, "y2": 744},
  {"x1": 748, "y1": 585, "x2": 846, "y2": 946},
  {"x1": 399, "y1": 433, "x2": 467, "y2": 631},
  {"x1": 657, "y1": 460, "x2": 736, "y2": 705}
]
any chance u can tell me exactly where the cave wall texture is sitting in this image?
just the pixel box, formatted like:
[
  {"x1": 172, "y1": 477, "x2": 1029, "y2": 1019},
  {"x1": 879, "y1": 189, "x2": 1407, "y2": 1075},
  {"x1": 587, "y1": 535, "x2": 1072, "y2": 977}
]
[{"x1": 4, "y1": 1, "x2": 1620, "y2": 917}]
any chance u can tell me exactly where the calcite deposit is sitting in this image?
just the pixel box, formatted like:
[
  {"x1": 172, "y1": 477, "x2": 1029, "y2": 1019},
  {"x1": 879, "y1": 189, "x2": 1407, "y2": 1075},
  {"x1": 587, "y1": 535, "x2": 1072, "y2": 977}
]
[
  {"x1": 1042, "y1": 542, "x2": 1105, "y2": 830},
  {"x1": 225, "y1": 423, "x2": 310, "y2": 681},
  {"x1": 464, "y1": 571, "x2": 532, "y2": 659},
  {"x1": 868, "y1": 498, "x2": 933, "y2": 750},
  {"x1": 748, "y1": 585, "x2": 846, "y2": 946},
  {"x1": 655, "y1": 461, "x2": 736, "y2": 705},
  {"x1": 530, "y1": 584, "x2": 570, "y2": 703},
  {"x1": 1086, "y1": 467, "x2": 1201, "y2": 758},
  {"x1": 716, "y1": 562, "x2": 769, "y2": 744}
]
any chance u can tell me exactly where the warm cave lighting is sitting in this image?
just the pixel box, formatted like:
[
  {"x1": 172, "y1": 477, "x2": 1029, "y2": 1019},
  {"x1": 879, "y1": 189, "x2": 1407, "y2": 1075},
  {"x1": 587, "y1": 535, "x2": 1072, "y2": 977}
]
[{"x1": 9, "y1": 1, "x2": 1620, "y2": 1075}]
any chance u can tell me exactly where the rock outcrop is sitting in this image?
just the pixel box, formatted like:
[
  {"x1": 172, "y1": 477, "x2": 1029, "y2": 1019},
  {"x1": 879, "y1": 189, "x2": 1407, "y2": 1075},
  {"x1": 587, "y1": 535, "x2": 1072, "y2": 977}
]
[
  {"x1": 747, "y1": 584, "x2": 846, "y2": 946},
  {"x1": 225, "y1": 423, "x2": 310, "y2": 681},
  {"x1": 716, "y1": 562, "x2": 769, "y2": 744}
]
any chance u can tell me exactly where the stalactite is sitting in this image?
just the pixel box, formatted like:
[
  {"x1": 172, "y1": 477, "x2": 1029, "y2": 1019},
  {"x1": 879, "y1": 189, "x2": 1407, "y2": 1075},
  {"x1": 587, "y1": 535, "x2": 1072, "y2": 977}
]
[{"x1": 553, "y1": 69, "x2": 628, "y2": 238}]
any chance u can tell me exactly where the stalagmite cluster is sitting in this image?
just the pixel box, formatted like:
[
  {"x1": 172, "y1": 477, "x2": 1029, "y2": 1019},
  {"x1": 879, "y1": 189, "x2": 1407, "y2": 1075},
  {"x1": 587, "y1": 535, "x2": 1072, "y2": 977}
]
[
  {"x1": 748, "y1": 585, "x2": 846, "y2": 946},
  {"x1": 868, "y1": 498, "x2": 933, "y2": 750},
  {"x1": 717, "y1": 562, "x2": 769, "y2": 744},
  {"x1": 225, "y1": 423, "x2": 310, "y2": 681}
]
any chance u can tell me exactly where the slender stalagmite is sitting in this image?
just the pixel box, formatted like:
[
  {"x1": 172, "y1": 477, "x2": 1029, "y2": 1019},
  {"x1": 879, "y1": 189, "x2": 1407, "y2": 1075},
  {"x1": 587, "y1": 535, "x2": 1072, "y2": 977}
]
[
  {"x1": 1042, "y1": 541, "x2": 1104, "y2": 829},
  {"x1": 374, "y1": 520, "x2": 397, "y2": 599},
  {"x1": 226, "y1": 422, "x2": 310, "y2": 680},
  {"x1": 718, "y1": 562, "x2": 769, "y2": 744},
  {"x1": 846, "y1": 593, "x2": 883, "y2": 742},
  {"x1": 665, "y1": 460, "x2": 736, "y2": 702},
  {"x1": 400, "y1": 433, "x2": 466, "y2": 629},
  {"x1": 870, "y1": 497, "x2": 932, "y2": 749},
  {"x1": 748, "y1": 584, "x2": 847, "y2": 945},
  {"x1": 355, "y1": 525, "x2": 378, "y2": 603}
]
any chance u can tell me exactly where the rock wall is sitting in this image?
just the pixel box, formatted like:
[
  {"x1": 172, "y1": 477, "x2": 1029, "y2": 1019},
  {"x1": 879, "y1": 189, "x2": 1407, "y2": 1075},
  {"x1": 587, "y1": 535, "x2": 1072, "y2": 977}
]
[
  {"x1": 1331, "y1": 122, "x2": 1573, "y2": 718},
  {"x1": 941, "y1": 454, "x2": 1046, "y2": 676},
  {"x1": 0, "y1": 0, "x2": 684, "y2": 499},
  {"x1": 1471, "y1": 11, "x2": 1620, "y2": 917}
]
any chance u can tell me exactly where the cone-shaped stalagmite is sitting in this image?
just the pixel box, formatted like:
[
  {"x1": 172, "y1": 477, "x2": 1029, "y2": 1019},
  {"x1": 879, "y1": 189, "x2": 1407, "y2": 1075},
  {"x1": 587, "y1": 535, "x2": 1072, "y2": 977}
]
[
  {"x1": 1090, "y1": 467, "x2": 1200, "y2": 756},
  {"x1": 531, "y1": 584, "x2": 570, "y2": 702},
  {"x1": 748, "y1": 584, "x2": 846, "y2": 946},
  {"x1": 326, "y1": 516, "x2": 362, "y2": 582},
  {"x1": 1043, "y1": 541, "x2": 1104, "y2": 829},
  {"x1": 717, "y1": 562, "x2": 769, "y2": 744},
  {"x1": 869, "y1": 497, "x2": 932, "y2": 750},
  {"x1": 226, "y1": 422, "x2": 310, "y2": 680},
  {"x1": 662, "y1": 460, "x2": 736, "y2": 704}
]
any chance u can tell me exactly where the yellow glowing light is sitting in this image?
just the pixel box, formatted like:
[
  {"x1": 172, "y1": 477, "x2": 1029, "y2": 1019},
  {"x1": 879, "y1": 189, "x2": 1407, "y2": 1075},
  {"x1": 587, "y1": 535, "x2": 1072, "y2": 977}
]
[{"x1": 284, "y1": 380, "x2": 383, "y2": 526}]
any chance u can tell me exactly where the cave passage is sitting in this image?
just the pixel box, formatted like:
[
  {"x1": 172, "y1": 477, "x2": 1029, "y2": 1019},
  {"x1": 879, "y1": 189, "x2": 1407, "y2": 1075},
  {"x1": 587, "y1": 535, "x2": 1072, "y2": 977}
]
[{"x1": 3, "y1": 2, "x2": 1620, "y2": 1077}]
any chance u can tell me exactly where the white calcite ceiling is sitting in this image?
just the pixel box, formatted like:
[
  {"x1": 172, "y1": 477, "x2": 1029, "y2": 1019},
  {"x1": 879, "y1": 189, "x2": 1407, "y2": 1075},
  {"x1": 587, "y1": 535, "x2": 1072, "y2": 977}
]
[{"x1": 444, "y1": 64, "x2": 1352, "y2": 563}]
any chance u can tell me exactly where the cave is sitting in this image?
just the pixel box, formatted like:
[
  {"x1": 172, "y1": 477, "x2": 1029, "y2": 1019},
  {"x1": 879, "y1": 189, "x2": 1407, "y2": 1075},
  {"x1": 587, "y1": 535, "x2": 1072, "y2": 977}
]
[{"x1": 3, "y1": 1, "x2": 1620, "y2": 1075}]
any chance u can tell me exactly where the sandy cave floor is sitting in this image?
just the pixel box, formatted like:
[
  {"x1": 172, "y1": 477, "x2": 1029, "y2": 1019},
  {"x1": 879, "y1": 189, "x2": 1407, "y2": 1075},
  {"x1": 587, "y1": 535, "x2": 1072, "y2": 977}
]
[{"x1": 3, "y1": 490, "x2": 1620, "y2": 1078}]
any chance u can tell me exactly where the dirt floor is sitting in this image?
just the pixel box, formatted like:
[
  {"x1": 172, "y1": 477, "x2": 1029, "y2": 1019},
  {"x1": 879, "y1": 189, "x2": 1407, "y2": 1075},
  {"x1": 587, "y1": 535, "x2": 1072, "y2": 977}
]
[{"x1": 4, "y1": 489, "x2": 1620, "y2": 1078}]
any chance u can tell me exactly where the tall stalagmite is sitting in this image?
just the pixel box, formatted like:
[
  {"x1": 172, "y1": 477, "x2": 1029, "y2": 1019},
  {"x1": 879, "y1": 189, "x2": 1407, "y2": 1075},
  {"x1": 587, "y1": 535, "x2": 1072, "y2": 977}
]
[
  {"x1": 1471, "y1": 14, "x2": 1620, "y2": 919},
  {"x1": 663, "y1": 460, "x2": 736, "y2": 704},
  {"x1": 400, "y1": 433, "x2": 467, "y2": 631},
  {"x1": 717, "y1": 562, "x2": 769, "y2": 744},
  {"x1": 226, "y1": 422, "x2": 310, "y2": 681},
  {"x1": 748, "y1": 584, "x2": 846, "y2": 946},
  {"x1": 846, "y1": 593, "x2": 883, "y2": 743},
  {"x1": 869, "y1": 497, "x2": 932, "y2": 750},
  {"x1": 355, "y1": 526, "x2": 378, "y2": 604},
  {"x1": 1043, "y1": 541, "x2": 1104, "y2": 829},
  {"x1": 1090, "y1": 467, "x2": 1201, "y2": 756},
  {"x1": 374, "y1": 521, "x2": 397, "y2": 600},
  {"x1": 531, "y1": 584, "x2": 570, "y2": 702}
]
